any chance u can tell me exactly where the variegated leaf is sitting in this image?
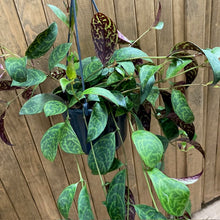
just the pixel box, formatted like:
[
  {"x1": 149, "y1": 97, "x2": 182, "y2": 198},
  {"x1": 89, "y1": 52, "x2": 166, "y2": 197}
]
[{"x1": 91, "y1": 13, "x2": 118, "y2": 66}]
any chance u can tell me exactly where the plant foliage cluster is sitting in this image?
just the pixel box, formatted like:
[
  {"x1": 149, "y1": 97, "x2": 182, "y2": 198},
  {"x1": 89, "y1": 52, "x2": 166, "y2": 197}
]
[{"x1": 0, "y1": 0, "x2": 220, "y2": 219}]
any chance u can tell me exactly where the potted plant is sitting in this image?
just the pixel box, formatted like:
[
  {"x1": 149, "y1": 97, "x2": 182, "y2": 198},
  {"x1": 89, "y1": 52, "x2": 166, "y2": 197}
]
[{"x1": 0, "y1": 0, "x2": 220, "y2": 219}]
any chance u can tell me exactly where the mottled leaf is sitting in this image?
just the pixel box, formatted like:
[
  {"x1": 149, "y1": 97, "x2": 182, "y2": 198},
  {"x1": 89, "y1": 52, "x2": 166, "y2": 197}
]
[
  {"x1": 44, "y1": 100, "x2": 67, "y2": 117},
  {"x1": 19, "y1": 94, "x2": 64, "y2": 115},
  {"x1": 87, "y1": 102, "x2": 108, "y2": 142},
  {"x1": 171, "y1": 89, "x2": 194, "y2": 124},
  {"x1": 78, "y1": 185, "x2": 94, "y2": 220},
  {"x1": 171, "y1": 41, "x2": 220, "y2": 84},
  {"x1": 57, "y1": 183, "x2": 78, "y2": 218},
  {"x1": 174, "y1": 170, "x2": 203, "y2": 185},
  {"x1": 11, "y1": 69, "x2": 47, "y2": 87},
  {"x1": 48, "y1": 4, "x2": 69, "y2": 27},
  {"x1": 132, "y1": 130, "x2": 163, "y2": 168},
  {"x1": 83, "y1": 87, "x2": 120, "y2": 106},
  {"x1": 60, "y1": 120, "x2": 84, "y2": 154},
  {"x1": 148, "y1": 168, "x2": 190, "y2": 216},
  {"x1": 91, "y1": 13, "x2": 118, "y2": 66},
  {"x1": 140, "y1": 65, "x2": 160, "y2": 103},
  {"x1": 0, "y1": 80, "x2": 21, "y2": 91},
  {"x1": 159, "y1": 117, "x2": 179, "y2": 141},
  {"x1": 25, "y1": 22, "x2": 58, "y2": 59},
  {"x1": 106, "y1": 169, "x2": 126, "y2": 220},
  {"x1": 110, "y1": 47, "x2": 152, "y2": 63},
  {"x1": 134, "y1": 204, "x2": 166, "y2": 220},
  {"x1": 166, "y1": 59, "x2": 192, "y2": 79},
  {"x1": 41, "y1": 122, "x2": 63, "y2": 161},
  {"x1": 5, "y1": 57, "x2": 27, "y2": 82},
  {"x1": 167, "y1": 112, "x2": 195, "y2": 140},
  {"x1": 107, "y1": 158, "x2": 124, "y2": 173},
  {"x1": 59, "y1": 78, "x2": 71, "y2": 92},
  {"x1": 146, "y1": 86, "x2": 160, "y2": 106},
  {"x1": 107, "y1": 71, "x2": 123, "y2": 85},
  {"x1": 137, "y1": 101, "x2": 151, "y2": 131},
  {"x1": 0, "y1": 111, "x2": 13, "y2": 146},
  {"x1": 49, "y1": 43, "x2": 72, "y2": 70},
  {"x1": 83, "y1": 58, "x2": 103, "y2": 82},
  {"x1": 88, "y1": 132, "x2": 115, "y2": 174},
  {"x1": 184, "y1": 56, "x2": 198, "y2": 85},
  {"x1": 118, "y1": 61, "x2": 135, "y2": 76}
]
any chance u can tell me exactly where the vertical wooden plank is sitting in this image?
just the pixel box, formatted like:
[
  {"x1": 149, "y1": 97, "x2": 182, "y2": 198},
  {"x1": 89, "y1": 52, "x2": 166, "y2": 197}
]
[
  {"x1": 215, "y1": 100, "x2": 220, "y2": 197},
  {"x1": 113, "y1": 0, "x2": 137, "y2": 40},
  {"x1": 94, "y1": 0, "x2": 116, "y2": 20},
  {"x1": 204, "y1": 0, "x2": 220, "y2": 203},
  {"x1": 172, "y1": 0, "x2": 187, "y2": 179},
  {"x1": 185, "y1": 0, "x2": 206, "y2": 212},
  {"x1": 0, "y1": 180, "x2": 19, "y2": 220},
  {"x1": 0, "y1": 143, "x2": 41, "y2": 219}
]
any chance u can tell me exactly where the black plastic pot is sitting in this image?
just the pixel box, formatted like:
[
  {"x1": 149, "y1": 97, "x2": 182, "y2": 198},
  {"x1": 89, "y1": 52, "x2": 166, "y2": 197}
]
[{"x1": 63, "y1": 108, "x2": 127, "y2": 154}]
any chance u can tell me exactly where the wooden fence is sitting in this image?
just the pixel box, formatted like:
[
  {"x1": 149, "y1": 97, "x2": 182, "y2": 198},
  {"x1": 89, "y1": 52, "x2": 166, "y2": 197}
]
[{"x1": 0, "y1": 0, "x2": 219, "y2": 219}]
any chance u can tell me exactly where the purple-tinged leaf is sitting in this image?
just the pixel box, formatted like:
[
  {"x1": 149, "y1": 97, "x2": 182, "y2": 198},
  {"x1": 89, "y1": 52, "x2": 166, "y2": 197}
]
[
  {"x1": 160, "y1": 90, "x2": 173, "y2": 113},
  {"x1": 137, "y1": 101, "x2": 151, "y2": 131},
  {"x1": 174, "y1": 170, "x2": 203, "y2": 185},
  {"x1": 117, "y1": 30, "x2": 132, "y2": 44},
  {"x1": 0, "y1": 111, "x2": 13, "y2": 146},
  {"x1": 125, "y1": 186, "x2": 136, "y2": 220},
  {"x1": 22, "y1": 88, "x2": 35, "y2": 100},
  {"x1": 153, "y1": 2, "x2": 162, "y2": 27},
  {"x1": 167, "y1": 112, "x2": 195, "y2": 140},
  {"x1": 91, "y1": 13, "x2": 118, "y2": 66},
  {"x1": 0, "y1": 80, "x2": 21, "y2": 91},
  {"x1": 175, "y1": 137, "x2": 205, "y2": 158},
  {"x1": 184, "y1": 56, "x2": 198, "y2": 85},
  {"x1": 171, "y1": 41, "x2": 202, "y2": 54}
]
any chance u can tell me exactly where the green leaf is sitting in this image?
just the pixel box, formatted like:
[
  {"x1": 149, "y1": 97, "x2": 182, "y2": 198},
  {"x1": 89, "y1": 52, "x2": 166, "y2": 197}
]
[
  {"x1": 88, "y1": 132, "x2": 115, "y2": 175},
  {"x1": 140, "y1": 65, "x2": 161, "y2": 103},
  {"x1": 153, "y1": 21, "x2": 164, "y2": 30},
  {"x1": 43, "y1": 100, "x2": 67, "y2": 117},
  {"x1": 106, "y1": 169, "x2": 126, "y2": 220},
  {"x1": 171, "y1": 89, "x2": 194, "y2": 123},
  {"x1": 107, "y1": 71, "x2": 123, "y2": 85},
  {"x1": 41, "y1": 122, "x2": 64, "y2": 161},
  {"x1": 147, "y1": 168, "x2": 190, "y2": 216},
  {"x1": 49, "y1": 43, "x2": 72, "y2": 70},
  {"x1": 202, "y1": 49, "x2": 220, "y2": 84},
  {"x1": 87, "y1": 102, "x2": 108, "y2": 142},
  {"x1": 108, "y1": 158, "x2": 124, "y2": 173},
  {"x1": 68, "y1": 91, "x2": 84, "y2": 108},
  {"x1": 83, "y1": 87, "x2": 120, "y2": 106},
  {"x1": 166, "y1": 59, "x2": 192, "y2": 79},
  {"x1": 118, "y1": 61, "x2": 135, "y2": 75},
  {"x1": 57, "y1": 183, "x2": 78, "y2": 218},
  {"x1": 78, "y1": 186, "x2": 94, "y2": 220},
  {"x1": 210, "y1": 47, "x2": 220, "y2": 59},
  {"x1": 147, "y1": 86, "x2": 160, "y2": 106},
  {"x1": 110, "y1": 47, "x2": 153, "y2": 63},
  {"x1": 48, "y1": 4, "x2": 69, "y2": 27},
  {"x1": 11, "y1": 69, "x2": 47, "y2": 87},
  {"x1": 156, "y1": 135, "x2": 169, "y2": 153},
  {"x1": 19, "y1": 94, "x2": 64, "y2": 115},
  {"x1": 5, "y1": 57, "x2": 27, "y2": 82},
  {"x1": 84, "y1": 58, "x2": 103, "y2": 82},
  {"x1": 25, "y1": 22, "x2": 58, "y2": 59},
  {"x1": 60, "y1": 120, "x2": 84, "y2": 154},
  {"x1": 59, "y1": 77, "x2": 71, "y2": 92},
  {"x1": 134, "y1": 204, "x2": 166, "y2": 220},
  {"x1": 132, "y1": 130, "x2": 163, "y2": 168},
  {"x1": 131, "y1": 113, "x2": 145, "y2": 130},
  {"x1": 91, "y1": 13, "x2": 118, "y2": 66}
]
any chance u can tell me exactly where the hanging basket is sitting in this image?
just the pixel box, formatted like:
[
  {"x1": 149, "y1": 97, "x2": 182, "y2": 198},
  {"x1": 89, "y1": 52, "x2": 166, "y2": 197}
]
[{"x1": 63, "y1": 108, "x2": 127, "y2": 154}]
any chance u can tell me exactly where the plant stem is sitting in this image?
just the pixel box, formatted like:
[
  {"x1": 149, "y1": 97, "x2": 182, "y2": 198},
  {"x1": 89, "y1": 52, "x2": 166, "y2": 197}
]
[
  {"x1": 142, "y1": 162, "x2": 159, "y2": 212},
  {"x1": 74, "y1": 155, "x2": 84, "y2": 187},
  {"x1": 110, "y1": 110, "x2": 130, "y2": 220},
  {"x1": 82, "y1": 113, "x2": 107, "y2": 196}
]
